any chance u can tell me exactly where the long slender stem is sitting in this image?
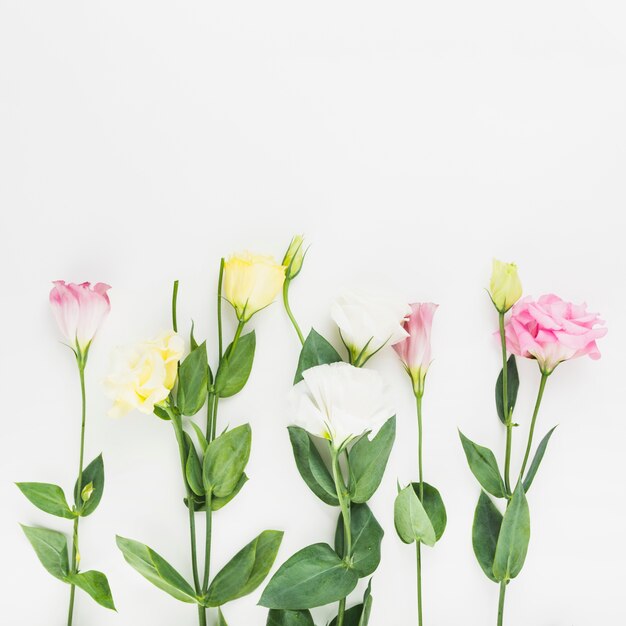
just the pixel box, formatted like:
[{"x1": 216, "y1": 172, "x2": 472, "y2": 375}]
[
  {"x1": 282, "y1": 279, "x2": 305, "y2": 345},
  {"x1": 498, "y1": 312, "x2": 513, "y2": 496},
  {"x1": 518, "y1": 372, "x2": 549, "y2": 481},
  {"x1": 217, "y1": 259, "x2": 225, "y2": 361},
  {"x1": 497, "y1": 581, "x2": 506, "y2": 626},
  {"x1": 415, "y1": 393, "x2": 424, "y2": 626},
  {"x1": 67, "y1": 360, "x2": 87, "y2": 626},
  {"x1": 202, "y1": 491, "x2": 213, "y2": 590},
  {"x1": 171, "y1": 415, "x2": 201, "y2": 592},
  {"x1": 331, "y1": 448, "x2": 351, "y2": 626}
]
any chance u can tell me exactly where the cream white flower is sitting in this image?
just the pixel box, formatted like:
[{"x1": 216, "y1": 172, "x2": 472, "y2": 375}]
[
  {"x1": 331, "y1": 289, "x2": 411, "y2": 364},
  {"x1": 292, "y1": 362, "x2": 394, "y2": 448},
  {"x1": 223, "y1": 252, "x2": 286, "y2": 322},
  {"x1": 105, "y1": 330, "x2": 184, "y2": 417}
]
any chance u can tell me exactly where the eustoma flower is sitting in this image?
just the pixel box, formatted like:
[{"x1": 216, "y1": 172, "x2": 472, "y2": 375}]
[
  {"x1": 50, "y1": 280, "x2": 111, "y2": 357},
  {"x1": 292, "y1": 362, "x2": 393, "y2": 449},
  {"x1": 105, "y1": 331, "x2": 184, "y2": 417},
  {"x1": 223, "y1": 252, "x2": 285, "y2": 322},
  {"x1": 504, "y1": 294, "x2": 607, "y2": 374},
  {"x1": 18, "y1": 281, "x2": 115, "y2": 625},
  {"x1": 331, "y1": 289, "x2": 411, "y2": 366},
  {"x1": 393, "y1": 302, "x2": 438, "y2": 396},
  {"x1": 392, "y1": 303, "x2": 445, "y2": 626},
  {"x1": 460, "y1": 262, "x2": 607, "y2": 626}
]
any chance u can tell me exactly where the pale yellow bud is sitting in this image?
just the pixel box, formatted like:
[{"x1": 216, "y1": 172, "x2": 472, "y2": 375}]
[
  {"x1": 81, "y1": 482, "x2": 94, "y2": 503},
  {"x1": 489, "y1": 259, "x2": 522, "y2": 313},
  {"x1": 282, "y1": 235, "x2": 306, "y2": 280}
]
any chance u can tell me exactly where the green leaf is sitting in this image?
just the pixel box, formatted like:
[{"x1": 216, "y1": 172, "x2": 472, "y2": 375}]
[
  {"x1": 217, "y1": 608, "x2": 229, "y2": 626},
  {"x1": 259, "y1": 543, "x2": 358, "y2": 610},
  {"x1": 74, "y1": 454, "x2": 105, "y2": 516},
  {"x1": 185, "y1": 437, "x2": 205, "y2": 496},
  {"x1": 203, "y1": 424, "x2": 252, "y2": 497},
  {"x1": 177, "y1": 342, "x2": 209, "y2": 416},
  {"x1": 215, "y1": 331, "x2": 256, "y2": 398},
  {"x1": 359, "y1": 580, "x2": 373, "y2": 626},
  {"x1": 334, "y1": 504, "x2": 383, "y2": 577},
  {"x1": 394, "y1": 485, "x2": 436, "y2": 547},
  {"x1": 16, "y1": 483, "x2": 75, "y2": 519},
  {"x1": 459, "y1": 431, "x2": 506, "y2": 498},
  {"x1": 472, "y1": 491, "x2": 503, "y2": 582},
  {"x1": 189, "y1": 421, "x2": 208, "y2": 454},
  {"x1": 266, "y1": 609, "x2": 315, "y2": 625},
  {"x1": 204, "y1": 530, "x2": 284, "y2": 606},
  {"x1": 184, "y1": 474, "x2": 249, "y2": 512},
  {"x1": 294, "y1": 329, "x2": 343, "y2": 384},
  {"x1": 328, "y1": 581, "x2": 372, "y2": 626},
  {"x1": 495, "y1": 355, "x2": 519, "y2": 424},
  {"x1": 523, "y1": 426, "x2": 557, "y2": 492},
  {"x1": 348, "y1": 416, "x2": 396, "y2": 503},
  {"x1": 413, "y1": 482, "x2": 447, "y2": 541},
  {"x1": 116, "y1": 536, "x2": 198, "y2": 603},
  {"x1": 66, "y1": 570, "x2": 116, "y2": 610},
  {"x1": 287, "y1": 427, "x2": 338, "y2": 506},
  {"x1": 493, "y1": 482, "x2": 531, "y2": 581},
  {"x1": 21, "y1": 525, "x2": 69, "y2": 580}
]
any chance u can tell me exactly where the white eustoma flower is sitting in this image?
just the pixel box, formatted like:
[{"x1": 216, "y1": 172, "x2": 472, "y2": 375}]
[
  {"x1": 292, "y1": 362, "x2": 394, "y2": 448},
  {"x1": 331, "y1": 289, "x2": 411, "y2": 364},
  {"x1": 105, "y1": 330, "x2": 184, "y2": 417}
]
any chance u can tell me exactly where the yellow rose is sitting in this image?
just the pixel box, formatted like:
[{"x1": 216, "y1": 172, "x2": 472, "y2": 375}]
[
  {"x1": 489, "y1": 259, "x2": 522, "y2": 313},
  {"x1": 105, "y1": 330, "x2": 184, "y2": 417},
  {"x1": 223, "y1": 252, "x2": 286, "y2": 321}
]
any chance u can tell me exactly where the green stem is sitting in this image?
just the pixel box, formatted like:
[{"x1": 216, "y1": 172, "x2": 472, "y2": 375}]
[
  {"x1": 217, "y1": 259, "x2": 225, "y2": 361},
  {"x1": 202, "y1": 491, "x2": 213, "y2": 591},
  {"x1": 172, "y1": 280, "x2": 179, "y2": 332},
  {"x1": 499, "y1": 312, "x2": 513, "y2": 496},
  {"x1": 497, "y1": 581, "x2": 506, "y2": 626},
  {"x1": 415, "y1": 392, "x2": 424, "y2": 626},
  {"x1": 67, "y1": 360, "x2": 87, "y2": 626},
  {"x1": 282, "y1": 279, "x2": 304, "y2": 345},
  {"x1": 518, "y1": 372, "x2": 549, "y2": 482},
  {"x1": 331, "y1": 448, "x2": 351, "y2": 626},
  {"x1": 171, "y1": 413, "x2": 201, "y2": 593},
  {"x1": 197, "y1": 605, "x2": 207, "y2": 626}
]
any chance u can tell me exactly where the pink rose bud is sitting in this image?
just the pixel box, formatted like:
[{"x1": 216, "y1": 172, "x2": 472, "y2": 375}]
[
  {"x1": 504, "y1": 294, "x2": 607, "y2": 374},
  {"x1": 50, "y1": 281, "x2": 111, "y2": 355},
  {"x1": 393, "y1": 302, "x2": 438, "y2": 395}
]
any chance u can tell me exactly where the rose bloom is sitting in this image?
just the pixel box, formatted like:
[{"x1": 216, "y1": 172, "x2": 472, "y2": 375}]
[
  {"x1": 331, "y1": 290, "x2": 411, "y2": 364},
  {"x1": 105, "y1": 331, "x2": 184, "y2": 417},
  {"x1": 393, "y1": 302, "x2": 438, "y2": 394},
  {"x1": 504, "y1": 294, "x2": 607, "y2": 374},
  {"x1": 292, "y1": 362, "x2": 394, "y2": 449},
  {"x1": 50, "y1": 281, "x2": 111, "y2": 354},
  {"x1": 223, "y1": 252, "x2": 286, "y2": 322}
]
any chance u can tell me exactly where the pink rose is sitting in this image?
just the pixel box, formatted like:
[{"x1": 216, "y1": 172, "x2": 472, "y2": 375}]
[
  {"x1": 50, "y1": 281, "x2": 111, "y2": 354},
  {"x1": 504, "y1": 294, "x2": 607, "y2": 374},
  {"x1": 393, "y1": 302, "x2": 438, "y2": 394}
]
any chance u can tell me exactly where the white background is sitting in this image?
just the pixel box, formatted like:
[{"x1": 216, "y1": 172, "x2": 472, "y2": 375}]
[{"x1": 1, "y1": 1, "x2": 624, "y2": 625}]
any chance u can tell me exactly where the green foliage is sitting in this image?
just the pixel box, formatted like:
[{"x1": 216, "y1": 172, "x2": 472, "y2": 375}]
[
  {"x1": 334, "y1": 504, "x2": 383, "y2": 577},
  {"x1": 493, "y1": 482, "x2": 531, "y2": 581},
  {"x1": 16, "y1": 483, "x2": 75, "y2": 519},
  {"x1": 215, "y1": 332, "x2": 256, "y2": 397},
  {"x1": 203, "y1": 424, "x2": 252, "y2": 497},
  {"x1": 204, "y1": 530, "x2": 284, "y2": 606},
  {"x1": 66, "y1": 570, "x2": 116, "y2": 610},
  {"x1": 21, "y1": 525, "x2": 69, "y2": 580},
  {"x1": 260, "y1": 543, "x2": 358, "y2": 610},
  {"x1": 74, "y1": 454, "x2": 105, "y2": 516},
  {"x1": 348, "y1": 417, "x2": 396, "y2": 503},
  {"x1": 177, "y1": 342, "x2": 209, "y2": 416},
  {"x1": 472, "y1": 491, "x2": 503, "y2": 582},
  {"x1": 294, "y1": 329, "x2": 343, "y2": 384},
  {"x1": 266, "y1": 609, "x2": 315, "y2": 625},
  {"x1": 287, "y1": 427, "x2": 338, "y2": 506},
  {"x1": 116, "y1": 536, "x2": 198, "y2": 603},
  {"x1": 413, "y1": 482, "x2": 447, "y2": 541},
  {"x1": 495, "y1": 356, "x2": 519, "y2": 423},
  {"x1": 394, "y1": 486, "x2": 436, "y2": 547},
  {"x1": 523, "y1": 426, "x2": 557, "y2": 492},
  {"x1": 459, "y1": 431, "x2": 507, "y2": 498}
]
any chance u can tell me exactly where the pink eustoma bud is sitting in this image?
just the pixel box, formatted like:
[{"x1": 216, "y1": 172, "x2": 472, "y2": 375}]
[
  {"x1": 50, "y1": 281, "x2": 111, "y2": 354},
  {"x1": 504, "y1": 294, "x2": 607, "y2": 374},
  {"x1": 393, "y1": 302, "x2": 438, "y2": 395}
]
